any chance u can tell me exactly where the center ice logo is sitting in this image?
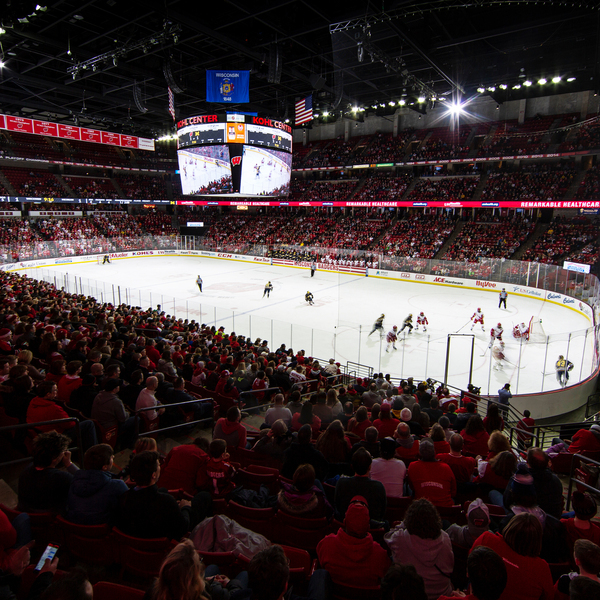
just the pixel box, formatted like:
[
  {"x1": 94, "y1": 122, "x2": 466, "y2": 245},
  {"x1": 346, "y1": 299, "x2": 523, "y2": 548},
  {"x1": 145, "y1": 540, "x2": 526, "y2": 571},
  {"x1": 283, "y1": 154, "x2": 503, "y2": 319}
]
[{"x1": 231, "y1": 156, "x2": 242, "y2": 166}]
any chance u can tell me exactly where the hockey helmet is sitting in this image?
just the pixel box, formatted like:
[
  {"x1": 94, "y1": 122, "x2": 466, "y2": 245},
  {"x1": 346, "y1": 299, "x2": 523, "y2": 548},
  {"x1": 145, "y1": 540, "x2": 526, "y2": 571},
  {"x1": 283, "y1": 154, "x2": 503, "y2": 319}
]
[
  {"x1": 420, "y1": 312, "x2": 424, "y2": 316},
  {"x1": 559, "y1": 354, "x2": 564, "y2": 359},
  {"x1": 497, "y1": 323, "x2": 502, "y2": 328},
  {"x1": 381, "y1": 313, "x2": 385, "y2": 317},
  {"x1": 477, "y1": 308, "x2": 481, "y2": 312},
  {"x1": 408, "y1": 313, "x2": 412, "y2": 317},
  {"x1": 393, "y1": 325, "x2": 398, "y2": 330}
]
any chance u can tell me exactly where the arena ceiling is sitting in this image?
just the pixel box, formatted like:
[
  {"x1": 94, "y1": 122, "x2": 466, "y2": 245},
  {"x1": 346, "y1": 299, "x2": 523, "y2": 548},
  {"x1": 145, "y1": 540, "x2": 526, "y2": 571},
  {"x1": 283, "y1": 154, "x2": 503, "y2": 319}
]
[{"x1": 0, "y1": 0, "x2": 599, "y2": 137}]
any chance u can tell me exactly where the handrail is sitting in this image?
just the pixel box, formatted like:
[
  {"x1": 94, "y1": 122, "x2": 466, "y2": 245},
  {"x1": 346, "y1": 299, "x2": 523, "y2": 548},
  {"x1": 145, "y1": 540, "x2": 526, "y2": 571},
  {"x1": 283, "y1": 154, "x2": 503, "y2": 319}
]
[
  {"x1": 565, "y1": 453, "x2": 600, "y2": 510},
  {"x1": 134, "y1": 398, "x2": 213, "y2": 438},
  {"x1": 239, "y1": 386, "x2": 284, "y2": 415},
  {"x1": 0, "y1": 417, "x2": 83, "y2": 468}
]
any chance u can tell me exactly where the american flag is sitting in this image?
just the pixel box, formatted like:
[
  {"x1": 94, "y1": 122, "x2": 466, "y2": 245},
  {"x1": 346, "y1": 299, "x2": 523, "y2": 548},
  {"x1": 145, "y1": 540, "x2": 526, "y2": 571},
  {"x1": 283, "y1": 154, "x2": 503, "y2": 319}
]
[
  {"x1": 295, "y1": 95, "x2": 313, "y2": 125},
  {"x1": 168, "y1": 87, "x2": 175, "y2": 121}
]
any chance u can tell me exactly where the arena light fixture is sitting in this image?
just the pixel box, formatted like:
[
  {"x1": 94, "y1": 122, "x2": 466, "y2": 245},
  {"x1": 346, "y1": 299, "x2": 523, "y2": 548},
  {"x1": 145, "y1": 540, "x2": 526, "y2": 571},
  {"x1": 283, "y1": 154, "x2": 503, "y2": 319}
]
[
  {"x1": 417, "y1": 96, "x2": 425, "y2": 103},
  {"x1": 523, "y1": 80, "x2": 532, "y2": 86},
  {"x1": 477, "y1": 87, "x2": 485, "y2": 93},
  {"x1": 552, "y1": 76, "x2": 561, "y2": 83},
  {"x1": 398, "y1": 99, "x2": 406, "y2": 105},
  {"x1": 389, "y1": 101, "x2": 395, "y2": 106},
  {"x1": 447, "y1": 101, "x2": 465, "y2": 116},
  {"x1": 538, "y1": 78, "x2": 547, "y2": 85},
  {"x1": 322, "y1": 110, "x2": 329, "y2": 117},
  {"x1": 567, "y1": 77, "x2": 576, "y2": 82},
  {"x1": 512, "y1": 84, "x2": 521, "y2": 89},
  {"x1": 487, "y1": 86, "x2": 495, "y2": 92},
  {"x1": 351, "y1": 106, "x2": 358, "y2": 112},
  {"x1": 499, "y1": 84, "x2": 507, "y2": 90}
]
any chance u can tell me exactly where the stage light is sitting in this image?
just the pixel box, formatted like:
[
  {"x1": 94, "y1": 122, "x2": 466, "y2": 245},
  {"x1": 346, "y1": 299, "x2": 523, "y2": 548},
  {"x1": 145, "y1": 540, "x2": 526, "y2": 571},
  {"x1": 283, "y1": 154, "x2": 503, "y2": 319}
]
[
  {"x1": 398, "y1": 99, "x2": 406, "y2": 106},
  {"x1": 389, "y1": 101, "x2": 395, "y2": 106},
  {"x1": 477, "y1": 88, "x2": 485, "y2": 93},
  {"x1": 351, "y1": 106, "x2": 358, "y2": 112},
  {"x1": 447, "y1": 101, "x2": 465, "y2": 116},
  {"x1": 0, "y1": 60, "x2": 4, "y2": 68},
  {"x1": 323, "y1": 110, "x2": 329, "y2": 117},
  {"x1": 552, "y1": 76, "x2": 561, "y2": 83},
  {"x1": 417, "y1": 96, "x2": 425, "y2": 103},
  {"x1": 487, "y1": 86, "x2": 495, "y2": 92},
  {"x1": 567, "y1": 77, "x2": 576, "y2": 82},
  {"x1": 0, "y1": 28, "x2": 5, "y2": 35},
  {"x1": 523, "y1": 80, "x2": 532, "y2": 86},
  {"x1": 538, "y1": 78, "x2": 547, "y2": 85},
  {"x1": 512, "y1": 84, "x2": 521, "y2": 89},
  {"x1": 499, "y1": 84, "x2": 507, "y2": 90}
]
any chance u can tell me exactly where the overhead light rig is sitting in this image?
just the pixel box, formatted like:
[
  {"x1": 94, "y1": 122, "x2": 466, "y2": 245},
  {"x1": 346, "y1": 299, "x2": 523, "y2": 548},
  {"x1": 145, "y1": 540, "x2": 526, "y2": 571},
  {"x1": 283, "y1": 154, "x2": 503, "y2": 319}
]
[{"x1": 67, "y1": 22, "x2": 181, "y2": 79}]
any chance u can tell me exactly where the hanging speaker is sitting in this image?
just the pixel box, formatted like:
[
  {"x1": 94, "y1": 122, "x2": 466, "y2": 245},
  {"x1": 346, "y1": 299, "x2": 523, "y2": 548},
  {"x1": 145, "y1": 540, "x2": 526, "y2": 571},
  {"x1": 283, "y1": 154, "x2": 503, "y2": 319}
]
[
  {"x1": 309, "y1": 74, "x2": 326, "y2": 90},
  {"x1": 268, "y1": 45, "x2": 282, "y2": 84}
]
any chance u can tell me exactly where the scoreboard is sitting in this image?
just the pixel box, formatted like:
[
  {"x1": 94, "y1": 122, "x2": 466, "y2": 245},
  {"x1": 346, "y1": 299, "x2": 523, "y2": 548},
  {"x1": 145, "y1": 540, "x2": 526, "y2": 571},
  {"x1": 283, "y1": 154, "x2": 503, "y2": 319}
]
[{"x1": 176, "y1": 114, "x2": 292, "y2": 197}]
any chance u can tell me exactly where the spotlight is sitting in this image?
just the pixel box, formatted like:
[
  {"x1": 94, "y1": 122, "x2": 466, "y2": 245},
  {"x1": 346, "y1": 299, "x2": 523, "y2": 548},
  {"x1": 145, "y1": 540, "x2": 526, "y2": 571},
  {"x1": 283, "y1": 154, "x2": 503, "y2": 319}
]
[
  {"x1": 371, "y1": 104, "x2": 377, "y2": 109},
  {"x1": 487, "y1": 86, "x2": 495, "y2": 92},
  {"x1": 398, "y1": 99, "x2": 405, "y2": 105},
  {"x1": 0, "y1": 27, "x2": 5, "y2": 35},
  {"x1": 538, "y1": 78, "x2": 547, "y2": 85},
  {"x1": 447, "y1": 102, "x2": 464, "y2": 116},
  {"x1": 417, "y1": 96, "x2": 425, "y2": 103},
  {"x1": 0, "y1": 60, "x2": 4, "y2": 68},
  {"x1": 323, "y1": 111, "x2": 329, "y2": 117},
  {"x1": 523, "y1": 80, "x2": 532, "y2": 87},
  {"x1": 477, "y1": 87, "x2": 485, "y2": 93},
  {"x1": 496, "y1": 104, "x2": 500, "y2": 110},
  {"x1": 512, "y1": 84, "x2": 521, "y2": 89},
  {"x1": 552, "y1": 76, "x2": 561, "y2": 83},
  {"x1": 284, "y1": 118, "x2": 289, "y2": 123},
  {"x1": 379, "y1": 103, "x2": 385, "y2": 108},
  {"x1": 567, "y1": 77, "x2": 576, "y2": 82},
  {"x1": 389, "y1": 101, "x2": 395, "y2": 106},
  {"x1": 499, "y1": 84, "x2": 507, "y2": 90},
  {"x1": 352, "y1": 106, "x2": 358, "y2": 113}
]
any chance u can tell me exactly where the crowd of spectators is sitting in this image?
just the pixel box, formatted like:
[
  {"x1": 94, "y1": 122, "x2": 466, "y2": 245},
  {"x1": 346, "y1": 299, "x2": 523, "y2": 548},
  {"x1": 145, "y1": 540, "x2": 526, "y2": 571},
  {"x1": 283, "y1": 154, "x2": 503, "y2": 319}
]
[
  {"x1": 63, "y1": 177, "x2": 118, "y2": 199},
  {"x1": 522, "y1": 215, "x2": 600, "y2": 264},
  {"x1": 0, "y1": 259, "x2": 598, "y2": 598},
  {"x1": 407, "y1": 176, "x2": 480, "y2": 203}
]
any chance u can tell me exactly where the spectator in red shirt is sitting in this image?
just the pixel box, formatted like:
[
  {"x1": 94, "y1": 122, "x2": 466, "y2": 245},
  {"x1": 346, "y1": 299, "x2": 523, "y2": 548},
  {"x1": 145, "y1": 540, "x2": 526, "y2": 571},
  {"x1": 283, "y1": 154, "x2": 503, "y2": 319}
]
[
  {"x1": 291, "y1": 402, "x2": 321, "y2": 438},
  {"x1": 157, "y1": 438, "x2": 210, "y2": 495},
  {"x1": 373, "y1": 403, "x2": 400, "y2": 438},
  {"x1": 394, "y1": 422, "x2": 419, "y2": 462},
  {"x1": 516, "y1": 410, "x2": 535, "y2": 451},
  {"x1": 461, "y1": 415, "x2": 490, "y2": 457},
  {"x1": 347, "y1": 406, "x2": 372, "y2": 440},
  {"x1": 560, "y1": 491, "x2": 600, "y2": 552},
  {"x1": 407, "y1": 439, "x2": 457, "y2": 507},
  {"x1": 213, "y1": 406, "x2": 247, "y2": 449},
  {"x1": 438, "y1": 433, "x2": 477, "y2": 488}
]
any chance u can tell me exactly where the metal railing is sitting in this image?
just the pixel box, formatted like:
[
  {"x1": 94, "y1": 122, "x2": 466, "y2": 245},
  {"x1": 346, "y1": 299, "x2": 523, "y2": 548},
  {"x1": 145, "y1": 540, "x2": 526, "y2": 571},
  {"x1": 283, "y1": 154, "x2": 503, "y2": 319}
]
[
  {"x1": 0, "y1": 417, "x2": 83, "y2": 468},
  {"x1": 134, "y1": 398, "x2": 214, "y2": 438},
  {"x1": 565, "y1": 454, "x2": 600, "y2": 511}
]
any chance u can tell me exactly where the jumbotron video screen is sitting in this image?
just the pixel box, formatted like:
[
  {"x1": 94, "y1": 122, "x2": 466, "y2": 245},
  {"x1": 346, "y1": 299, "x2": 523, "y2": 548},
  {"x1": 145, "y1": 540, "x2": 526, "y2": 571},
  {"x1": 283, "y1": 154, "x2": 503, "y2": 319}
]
[{"x1": 177, "y1": 114, "x2": 292, "y2": 197}]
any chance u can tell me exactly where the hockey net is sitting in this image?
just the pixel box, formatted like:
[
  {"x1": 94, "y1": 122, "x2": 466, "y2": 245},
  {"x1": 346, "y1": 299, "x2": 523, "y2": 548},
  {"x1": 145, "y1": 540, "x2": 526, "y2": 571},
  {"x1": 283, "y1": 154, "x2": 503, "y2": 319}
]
[
  {"x1": 527, "y1": 317, "x2": 547, "y2": 343},
  {"x1": 96, "y1": 255, "x2": 103, "y2": 265}
]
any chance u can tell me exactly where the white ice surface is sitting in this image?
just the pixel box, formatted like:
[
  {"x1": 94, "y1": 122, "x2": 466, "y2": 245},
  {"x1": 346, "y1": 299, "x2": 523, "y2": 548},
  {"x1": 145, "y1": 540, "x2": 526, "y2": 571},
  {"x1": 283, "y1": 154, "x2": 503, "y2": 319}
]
[{"x1": 25, "y1": 256, "x2": 595, "y2": 396}]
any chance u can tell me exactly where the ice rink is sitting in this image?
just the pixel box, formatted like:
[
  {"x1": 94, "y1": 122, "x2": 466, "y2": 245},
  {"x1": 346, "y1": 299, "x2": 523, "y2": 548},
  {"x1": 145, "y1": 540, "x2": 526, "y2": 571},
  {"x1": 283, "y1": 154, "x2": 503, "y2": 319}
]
[{"x1": 24, "y1": 256, "x2": 596, "y2": 396}]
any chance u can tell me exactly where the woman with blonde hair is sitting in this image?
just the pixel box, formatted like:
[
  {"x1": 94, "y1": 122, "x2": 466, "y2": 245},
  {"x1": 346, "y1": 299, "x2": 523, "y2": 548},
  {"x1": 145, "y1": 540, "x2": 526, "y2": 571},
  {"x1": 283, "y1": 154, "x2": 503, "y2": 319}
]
[{"x1": 149, "y1": 538, "x2": 207, "y2": 600}]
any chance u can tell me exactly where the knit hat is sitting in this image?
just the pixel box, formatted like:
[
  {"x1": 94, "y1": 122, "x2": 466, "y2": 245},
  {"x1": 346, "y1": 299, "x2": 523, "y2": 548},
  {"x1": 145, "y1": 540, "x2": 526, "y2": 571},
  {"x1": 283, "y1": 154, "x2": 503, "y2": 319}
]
[
  {"x1": 220, "y1": 370, "x2": 230, "y2": 378},
  {"x1": 344, "y1": 496, "x2": 370, "y2": 537},
  {"x1": 572, "y1": 491, "x2": 597, "y2": 519},
  {"x1": 400, "y1": 408, "x2": 412, "y2": 422},
  {"x1": 510, "y1": 463, "x2": 536, "y2": 498},
  {"x1": 466, "y1": 498, "x2": 490, "y2": 538},
  {"x1": 590, "y1": 424, "x2": 600, "y2": 435},
  {"x1": 0, "y1": 328, "x2": 11, "y2": 338}
]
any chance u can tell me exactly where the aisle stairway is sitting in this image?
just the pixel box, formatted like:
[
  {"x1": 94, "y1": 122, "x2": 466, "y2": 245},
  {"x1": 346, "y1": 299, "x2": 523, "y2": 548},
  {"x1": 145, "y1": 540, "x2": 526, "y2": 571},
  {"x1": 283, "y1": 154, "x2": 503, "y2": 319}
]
[
  {"x1": 511, "y1": 221, "x2": 549, "y2": 260},
  {"x1": 434, "y1": 220, "x2": 465, "y2": 259}
]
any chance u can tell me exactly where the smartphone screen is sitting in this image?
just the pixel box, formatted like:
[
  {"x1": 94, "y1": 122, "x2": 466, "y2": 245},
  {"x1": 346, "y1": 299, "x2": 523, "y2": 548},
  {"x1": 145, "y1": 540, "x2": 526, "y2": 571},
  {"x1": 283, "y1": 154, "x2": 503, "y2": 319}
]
[{"x1": 34, "y1": 543, "x2": 59, "y2": 571}]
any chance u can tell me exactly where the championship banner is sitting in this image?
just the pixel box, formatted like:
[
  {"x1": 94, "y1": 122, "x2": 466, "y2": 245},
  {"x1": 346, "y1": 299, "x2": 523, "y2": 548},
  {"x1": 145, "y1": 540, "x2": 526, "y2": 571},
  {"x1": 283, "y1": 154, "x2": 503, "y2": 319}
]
[{"x1": 206, "y1": 70, "x2": 250, "y2": 103}]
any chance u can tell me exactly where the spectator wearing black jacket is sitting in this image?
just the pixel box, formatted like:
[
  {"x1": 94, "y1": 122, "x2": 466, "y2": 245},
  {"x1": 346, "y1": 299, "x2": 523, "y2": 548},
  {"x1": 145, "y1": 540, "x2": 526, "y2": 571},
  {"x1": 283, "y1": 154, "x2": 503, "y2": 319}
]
[{"x1": 281, "y1": 424, "x2": 328, "y2": 481}]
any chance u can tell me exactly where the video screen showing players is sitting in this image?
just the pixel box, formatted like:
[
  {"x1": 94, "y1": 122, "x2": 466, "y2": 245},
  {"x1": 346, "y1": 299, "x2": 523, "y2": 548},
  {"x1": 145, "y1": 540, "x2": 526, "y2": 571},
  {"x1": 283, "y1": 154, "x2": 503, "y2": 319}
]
[
  {"x1": 239, "y1": 146, "x2": 292, "y2": 196},
  {"x1": 177, "y1": 146, "x2": 232, "y2": 195}
]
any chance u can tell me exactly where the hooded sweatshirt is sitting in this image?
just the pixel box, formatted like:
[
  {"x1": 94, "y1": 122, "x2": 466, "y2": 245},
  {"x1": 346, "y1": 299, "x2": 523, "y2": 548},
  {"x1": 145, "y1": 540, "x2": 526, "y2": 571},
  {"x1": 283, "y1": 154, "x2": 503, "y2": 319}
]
[
  {"x1": 384, "y1": 525, "x2": 454, "y2": 600},
  {"x1": 317, "y1": 527, "x2": 391, "y2": 587},
  {"x1": 213, "y1": 417, "x2": 247, "y2": 448},
  {"x1": 26, "y1": 396, "x2": 70, "y2": 433},
  {"x1": 91, "y1": 390, "x2": 129, "y2": 429},
  {"x1": 66, "y1": 469, "x2": 128, "y2": 525}
]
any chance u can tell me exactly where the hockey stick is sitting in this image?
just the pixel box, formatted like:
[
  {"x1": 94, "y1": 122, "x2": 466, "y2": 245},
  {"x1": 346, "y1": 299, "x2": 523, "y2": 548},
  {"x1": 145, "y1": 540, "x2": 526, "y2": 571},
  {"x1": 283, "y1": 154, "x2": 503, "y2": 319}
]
[{"x1": 456, "y1": 320, "x2": 471, "y2": 333}]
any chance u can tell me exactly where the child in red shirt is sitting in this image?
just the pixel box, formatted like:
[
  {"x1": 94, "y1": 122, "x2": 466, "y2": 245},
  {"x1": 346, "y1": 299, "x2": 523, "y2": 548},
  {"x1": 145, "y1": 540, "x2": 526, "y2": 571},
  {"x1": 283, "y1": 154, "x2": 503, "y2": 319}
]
[{"x1": 205, "y1": 439, "x2": 236, "y2": 497}]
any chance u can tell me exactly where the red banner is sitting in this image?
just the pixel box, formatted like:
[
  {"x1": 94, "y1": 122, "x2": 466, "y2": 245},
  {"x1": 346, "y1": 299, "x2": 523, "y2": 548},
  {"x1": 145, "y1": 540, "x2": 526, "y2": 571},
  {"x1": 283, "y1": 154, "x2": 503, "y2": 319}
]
[
  {"x1": 57, "y1": 124, "x2": 81, "y2": 140},
  {"x1": 120, "y1": 135, "x2": 139, "y2": 149},
  {"x1": 6, "y1": 116, "x2": 34, "y2": 133},
  {"x1": 33, "y1": 120, "x2": 58, "y2": 136},
  {"x1": 101, "y1": 131, "x2": 120, "y2": 145},
  {"x1": 80, "y1": 128, "x2": 102, "y2": 143}
]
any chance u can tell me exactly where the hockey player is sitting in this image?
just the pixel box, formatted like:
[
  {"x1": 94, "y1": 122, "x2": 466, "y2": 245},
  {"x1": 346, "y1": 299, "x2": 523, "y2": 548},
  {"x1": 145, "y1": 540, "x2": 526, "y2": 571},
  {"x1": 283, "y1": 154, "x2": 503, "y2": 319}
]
[
  {"x1": 555, "y1": 355, "x2": 574, "y2": 387},
  {"x1": 196, "y1": 275, "x2": 203, "y2": 293},
  {"x1": 102, "y1": 254, "x2": 111, "y2": 264},
  {"x1": 399, "y1": 314, "x2": 413, "y2": 334},
  {"x1": 470, "y1": 308, "x2": 485, "y2": 331},
  {"x1": 385, "y1": 326, "x2": 398, "y2": 352},
  {"x1": 263, "y1": 281, "x2": 274, "y2": 298},
  {"x1": 492, "y1": 341, "x2": 505, "y2": 371},
  {"x1": 513, "y1": 322, "x2": 528, "y2": 340},
  {"x1": 489, "y1": 323, "x2": 504, "y2": 348},
  {"x1": 369, "y1": 314, "x2": 385, "y2": 336},
  {"x1": 498, "y1": 288, "x2": 508, "y2": 309},
  {"x1": 305, "y1": 291, "x2": 314, "y2": 306},
  {"x1": 415, "y1": 312, "x2": 428, "y2": 332}
]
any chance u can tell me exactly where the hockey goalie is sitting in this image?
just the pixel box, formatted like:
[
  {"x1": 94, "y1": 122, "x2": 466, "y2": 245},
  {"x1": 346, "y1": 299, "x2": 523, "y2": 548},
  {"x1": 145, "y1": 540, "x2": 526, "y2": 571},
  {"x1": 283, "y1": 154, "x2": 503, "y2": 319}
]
[{"x1": 513, "y1": 322, "x2": 529, "y2": 341}]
